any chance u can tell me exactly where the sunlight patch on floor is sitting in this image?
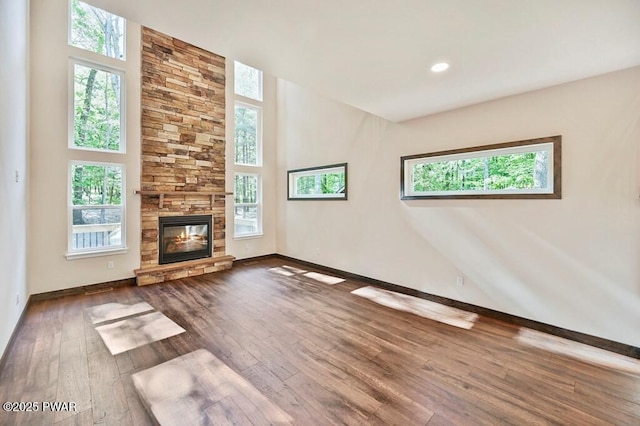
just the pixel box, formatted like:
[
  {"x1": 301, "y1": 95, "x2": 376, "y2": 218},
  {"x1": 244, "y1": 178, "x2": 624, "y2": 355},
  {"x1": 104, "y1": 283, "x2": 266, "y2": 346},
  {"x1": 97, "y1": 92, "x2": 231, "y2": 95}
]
[
  {"x1": 516, "y1": 328, "x2": 640, "y2": 375},
  {"x1": 268, "y1": 267, "x2": 296, "y2": 276},
  {"x1": 351, "y1": 286, "x2": 478, "y2": 329},
  {"x1": 303, "y1": 271, "x2": 346, "y2": 285},
  {"x1": 268, "y1": 265, "x2": 345, "y2": 285},
  {"x1": 132, "y1": 349, "x2": 293, "y2": 425},
  {"x1": 281, "y1": 265, "x2": 308, "y2": 274},
  {"x1": 95, "y1": 311, "x2": 185, "y2": 355},
  {"x1": 86, "y1": 301, "x2": 154, "y2": 324}
]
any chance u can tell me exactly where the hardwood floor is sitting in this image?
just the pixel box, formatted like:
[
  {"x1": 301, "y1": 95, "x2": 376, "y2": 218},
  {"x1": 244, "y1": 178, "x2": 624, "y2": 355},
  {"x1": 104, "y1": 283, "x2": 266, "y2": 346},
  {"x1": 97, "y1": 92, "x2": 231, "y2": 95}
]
[{"x1": 1, "y1": 257, "x2": 639, "y2": 425}]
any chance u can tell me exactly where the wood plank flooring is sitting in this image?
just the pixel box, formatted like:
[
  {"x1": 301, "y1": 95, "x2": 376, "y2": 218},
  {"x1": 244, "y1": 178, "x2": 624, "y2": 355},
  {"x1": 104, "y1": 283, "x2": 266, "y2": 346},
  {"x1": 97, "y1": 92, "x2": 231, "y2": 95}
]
[{"x1": 1, "y1": 257, "x2": 639, "y2": 425}]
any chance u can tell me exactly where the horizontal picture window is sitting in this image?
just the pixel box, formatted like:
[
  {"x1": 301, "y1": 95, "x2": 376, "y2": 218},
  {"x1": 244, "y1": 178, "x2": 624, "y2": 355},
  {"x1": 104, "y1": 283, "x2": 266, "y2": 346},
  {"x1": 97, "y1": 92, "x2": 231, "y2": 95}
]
[
  {"x1": 401, "y1": 136, "x2": 561, "y2": 199},
  {"x1": 288, "y1": 163, "x2": 348, "y2": 200}
]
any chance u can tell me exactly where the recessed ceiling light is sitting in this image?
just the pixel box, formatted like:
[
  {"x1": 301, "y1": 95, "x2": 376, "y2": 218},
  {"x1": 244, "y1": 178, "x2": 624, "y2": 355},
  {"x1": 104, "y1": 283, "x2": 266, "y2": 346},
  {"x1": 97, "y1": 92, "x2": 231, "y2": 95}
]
[{"x1": 431, "y1": 62, "x2": 450, "y2": 73}]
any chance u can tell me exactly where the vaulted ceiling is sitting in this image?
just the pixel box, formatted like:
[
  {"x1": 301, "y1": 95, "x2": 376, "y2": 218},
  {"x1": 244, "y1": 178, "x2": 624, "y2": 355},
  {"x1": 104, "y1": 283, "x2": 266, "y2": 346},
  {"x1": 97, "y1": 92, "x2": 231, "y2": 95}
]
[{"x1": 90, "y1": 0, "x2": 640, "y2": 122}]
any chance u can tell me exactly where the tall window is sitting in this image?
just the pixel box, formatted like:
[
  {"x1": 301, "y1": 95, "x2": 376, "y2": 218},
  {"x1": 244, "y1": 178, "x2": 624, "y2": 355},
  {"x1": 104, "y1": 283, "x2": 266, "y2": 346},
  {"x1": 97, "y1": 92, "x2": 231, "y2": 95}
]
[
  {"x1": 67, "y1": 0, "x2": 127, "y2": 256},
  {"x1": 233, "y1": 61, "x2": 263, "y2": 237}
]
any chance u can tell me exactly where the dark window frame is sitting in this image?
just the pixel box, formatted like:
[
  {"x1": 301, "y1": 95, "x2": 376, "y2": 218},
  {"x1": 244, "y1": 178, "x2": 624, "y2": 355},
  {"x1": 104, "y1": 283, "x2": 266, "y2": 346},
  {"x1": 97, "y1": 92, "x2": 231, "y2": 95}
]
[
  {"x1": 287, "y1": 163, "x2": 348, "y2": 201},
  {"x1": 400, "y1": 136, "x2": 561, "y2": 200}
]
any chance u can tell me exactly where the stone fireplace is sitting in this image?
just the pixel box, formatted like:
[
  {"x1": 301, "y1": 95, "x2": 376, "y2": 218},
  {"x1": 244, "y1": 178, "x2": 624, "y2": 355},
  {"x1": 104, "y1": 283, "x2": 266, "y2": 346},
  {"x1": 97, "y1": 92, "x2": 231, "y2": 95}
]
[{"x1": 134, "y1": 27, "x2": 234, "y2": 286}]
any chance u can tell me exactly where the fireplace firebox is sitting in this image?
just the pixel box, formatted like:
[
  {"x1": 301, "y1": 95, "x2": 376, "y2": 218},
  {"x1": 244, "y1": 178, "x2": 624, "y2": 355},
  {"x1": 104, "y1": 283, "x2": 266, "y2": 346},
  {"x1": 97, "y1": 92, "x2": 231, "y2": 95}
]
[{"x1": 159, "y1": 215, "x2": 212, "y2": 265}]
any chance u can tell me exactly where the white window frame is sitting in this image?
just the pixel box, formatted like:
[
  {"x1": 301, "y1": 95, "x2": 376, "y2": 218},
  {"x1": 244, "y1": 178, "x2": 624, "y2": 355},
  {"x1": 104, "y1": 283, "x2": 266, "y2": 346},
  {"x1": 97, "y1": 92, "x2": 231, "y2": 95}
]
[
  {"x1": 233, "y1": 61, "x2": 264, "y2": 239},
  {"x1": 233, "y1": 101, "x2": 262, "y2": 167},
  {"x1": 69, "y1": 58, "x2": 126, "y2": 153},
  {"x1": 66, "y1": 161, "x2": 127, "y2": 259},
  {"x1": 234, "y1": 172, "x2": 262, "y2": 238},
  {"x1": 65, "y1": 0, "x2": 129, "y2": 259},
  {"x1": 401, "y1": 136, "x2": 561, "y2": 199}
]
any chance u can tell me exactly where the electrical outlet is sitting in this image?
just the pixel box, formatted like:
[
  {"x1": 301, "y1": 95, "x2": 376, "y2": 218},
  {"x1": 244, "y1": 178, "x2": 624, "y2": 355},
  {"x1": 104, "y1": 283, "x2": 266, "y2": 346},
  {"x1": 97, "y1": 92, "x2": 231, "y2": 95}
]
[
  {"x1": 456, "y1": 276, "x2": 464, "y2": 287},
  {"x1": 16, "y1": 293, "x2": 20, "y2": 305},
  {"x1": 15, "y1": 170, "x2": 19, "y2": 183},
  {"x1": 107, "y1": 261, "x2": 115, "y2": 269}
]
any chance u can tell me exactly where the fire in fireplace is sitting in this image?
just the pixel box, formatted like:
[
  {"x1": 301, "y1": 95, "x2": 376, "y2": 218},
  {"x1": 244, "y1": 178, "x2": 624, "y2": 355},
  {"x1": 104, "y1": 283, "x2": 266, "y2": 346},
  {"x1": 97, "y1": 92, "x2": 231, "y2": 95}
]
[{"x1": 158, "y1": 215, "x2": 212, "y2": 264}]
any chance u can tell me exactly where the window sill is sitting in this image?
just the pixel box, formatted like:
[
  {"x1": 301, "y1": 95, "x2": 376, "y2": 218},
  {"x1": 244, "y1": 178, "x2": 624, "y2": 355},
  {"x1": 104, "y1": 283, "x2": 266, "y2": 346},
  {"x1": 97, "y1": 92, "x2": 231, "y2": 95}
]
[
  {"x1": 65, "y1": 247, "x2": 128, "y2": 260},
  {"x1": 234, "y1": 163, "x2": 263, "y2": 167},
  {"x1": 233, "y1": 233, "x2": 263, "y2": 240}
]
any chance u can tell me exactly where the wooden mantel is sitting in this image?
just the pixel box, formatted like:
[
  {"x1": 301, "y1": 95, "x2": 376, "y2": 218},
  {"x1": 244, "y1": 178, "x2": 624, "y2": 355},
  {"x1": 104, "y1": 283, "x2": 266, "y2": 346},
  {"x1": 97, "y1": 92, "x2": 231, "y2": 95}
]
[{"x1": 135, "y1": 190, "x2": 233, "y2": 208}]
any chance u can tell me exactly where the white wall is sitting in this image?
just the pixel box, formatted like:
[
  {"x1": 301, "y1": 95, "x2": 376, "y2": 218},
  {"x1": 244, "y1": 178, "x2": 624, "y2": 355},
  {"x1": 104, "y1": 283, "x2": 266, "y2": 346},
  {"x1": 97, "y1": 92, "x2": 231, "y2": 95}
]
[
  {"x1": 0, "y1": 0, "x2": 29, "y2": 357},
  {"x1": 277, "y1": 66, "x2": 640, "y2": 347},
  {"x1": 29, "y1": 0, "x2": 141, "y2": 294}
]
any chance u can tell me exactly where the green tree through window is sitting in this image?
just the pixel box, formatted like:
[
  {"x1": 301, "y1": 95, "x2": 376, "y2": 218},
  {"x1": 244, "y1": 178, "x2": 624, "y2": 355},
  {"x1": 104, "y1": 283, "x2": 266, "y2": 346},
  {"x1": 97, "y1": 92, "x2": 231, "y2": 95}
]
[
  {"x1": 412, "y1": 151, "x2": 547, "y2": 192},
  {"x1": 288, "y1": 164, "x2": 348, "y2": 200},
  {"x1": 234, "y1": 104, "x2": 258, "y2": 165},
  {"x1": 401, "y1": 137, "x2": 560, "y2": 199},
  {"x1": 70, "y1": 0, "x2": 125, "y2": 60},
  {"x1": 73, "y1": 63, "x2": 122, "y2": 151},
  {"x1": 68, "y1": 1, "x2": 127, "y2": 253}
]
